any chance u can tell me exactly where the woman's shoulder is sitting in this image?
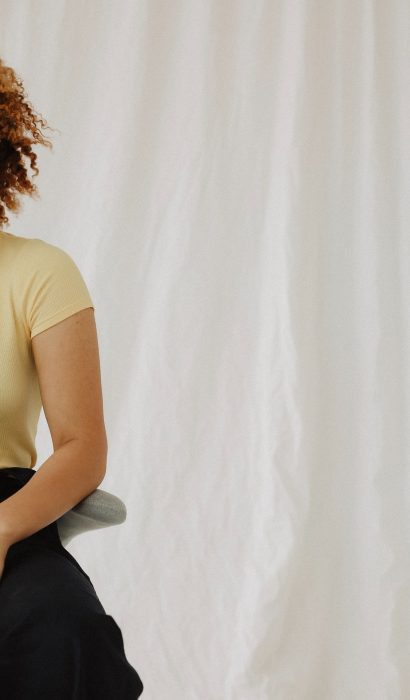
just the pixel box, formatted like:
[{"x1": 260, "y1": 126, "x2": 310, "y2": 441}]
[
  {"x1": 0, "y1": 230, "x2": 57, "y2": 252},
  {"x1": 2, "y1": 231, "x2": 77, "y2": 268},
  {"x1": 0, "y1": 230, "x2": 45, "y2": 268},
  {"x1": 2, "y1": 234, "x2": 91, "y2": 308}
]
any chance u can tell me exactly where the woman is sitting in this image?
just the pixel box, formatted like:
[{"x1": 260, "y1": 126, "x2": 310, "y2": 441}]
[{"x1": 0, "y1": 58, "x2": 144, "y2": 697}]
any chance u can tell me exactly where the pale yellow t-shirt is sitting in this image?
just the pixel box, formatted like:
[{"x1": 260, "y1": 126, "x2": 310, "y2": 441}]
[{"x1": 0, "y1": 231, "x2": 94, "y2": 468}]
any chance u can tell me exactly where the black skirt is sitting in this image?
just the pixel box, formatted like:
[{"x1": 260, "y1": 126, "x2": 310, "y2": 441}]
[{"x1": 0, "y1": 467, "x2": 144, "y2": 699}]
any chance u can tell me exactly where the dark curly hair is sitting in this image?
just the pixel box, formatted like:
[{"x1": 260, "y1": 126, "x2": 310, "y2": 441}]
[{"x1": 0, "y1": 57, "x2": 55, "y2": 227}]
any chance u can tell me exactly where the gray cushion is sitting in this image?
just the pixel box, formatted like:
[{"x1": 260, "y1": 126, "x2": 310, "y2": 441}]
[{"x1": 56, "y1": 488, "x2": 127, "y2": 547}]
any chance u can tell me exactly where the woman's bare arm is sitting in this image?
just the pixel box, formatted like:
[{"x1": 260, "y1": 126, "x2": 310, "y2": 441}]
[{"x1": 0, "y1": 307, "x2": 108, "y2": 547}]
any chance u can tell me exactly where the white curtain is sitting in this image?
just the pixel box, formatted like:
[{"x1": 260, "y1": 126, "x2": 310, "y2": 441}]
[{"x1": 2, "y1": 1, "x2": 410, "y2": 697}]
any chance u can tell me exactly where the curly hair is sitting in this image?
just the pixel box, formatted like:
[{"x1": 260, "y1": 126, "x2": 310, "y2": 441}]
[{"x1": 0, "y1": 57, "x2": 55, "y2": 228}]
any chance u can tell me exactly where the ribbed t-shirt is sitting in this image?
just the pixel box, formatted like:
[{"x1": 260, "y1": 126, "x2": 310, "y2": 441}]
[{"x1": 0, "y1": 231, "x2": 94, "y2": 468}]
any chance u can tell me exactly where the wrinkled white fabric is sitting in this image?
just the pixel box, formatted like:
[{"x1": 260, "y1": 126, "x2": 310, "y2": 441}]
[{"x1": 1, "y1": 1, "x2": 409, "y2": 698}]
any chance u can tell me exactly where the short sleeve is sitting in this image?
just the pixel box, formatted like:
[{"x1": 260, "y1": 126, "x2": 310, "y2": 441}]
[{"x1": 18, "y1": 238, "x2": 94, "y2": 339}]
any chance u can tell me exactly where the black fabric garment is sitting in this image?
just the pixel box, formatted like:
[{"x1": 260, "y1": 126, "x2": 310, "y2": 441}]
[{"x1": 0, "y1": 467, "x2": 144, "y2": 699}]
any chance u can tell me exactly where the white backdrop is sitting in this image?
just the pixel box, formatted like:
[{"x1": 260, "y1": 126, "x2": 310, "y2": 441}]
[{"x1": 1, "y1": 1, "x2": 410, "y2": 698}]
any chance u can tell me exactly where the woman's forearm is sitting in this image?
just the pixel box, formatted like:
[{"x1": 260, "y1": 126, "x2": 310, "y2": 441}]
[{"x1": 0, "y1": 438, "x2": 107, "y2": 547}]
